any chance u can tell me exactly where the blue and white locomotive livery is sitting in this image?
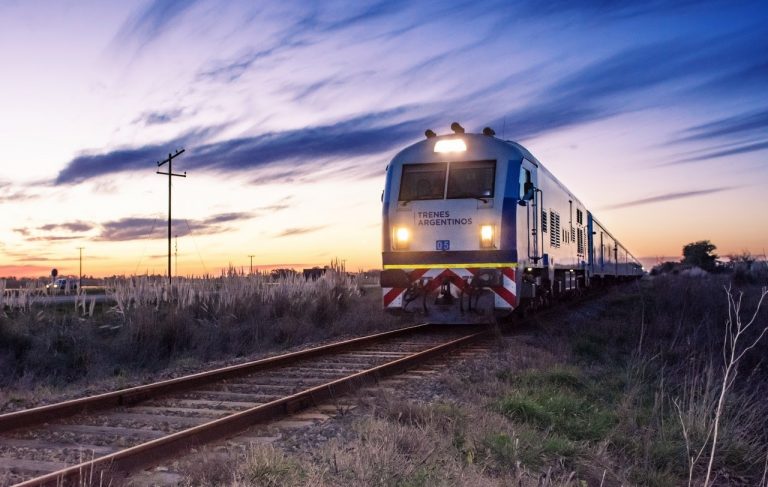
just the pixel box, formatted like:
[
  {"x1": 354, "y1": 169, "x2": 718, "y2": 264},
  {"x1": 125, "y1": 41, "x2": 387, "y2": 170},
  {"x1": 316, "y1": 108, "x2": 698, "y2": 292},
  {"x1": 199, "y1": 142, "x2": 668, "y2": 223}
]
[{"x1": 380, "y1": 123, "x2": 642, "y2": 322}]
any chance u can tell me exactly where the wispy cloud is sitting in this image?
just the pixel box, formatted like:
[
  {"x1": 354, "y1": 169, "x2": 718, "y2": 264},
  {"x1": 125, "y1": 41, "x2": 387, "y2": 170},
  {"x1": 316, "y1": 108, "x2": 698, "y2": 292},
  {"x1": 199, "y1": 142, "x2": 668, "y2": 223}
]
[
  {"x1": 54, "y1": 125, "x2": 225, "y2": 185},
  {"x1": 491, "y1": 29, "x2": 766, "y2": 140},
  {"x1": 198, "y1": 49, "x2": 271, "y2": 83},
  {"x1": 319, "y1": 0, "x2": 411, "y2": 33},
  {"x1": 676, "y1": 108, "x2": 768, "y2": 143},
  {"x1": 27, "y1": 236, "x2": 86, "y2": 242},
  {"x1": 257, "y1": 197, "x2": 293, "y2": 213},
  {"x1": 276, "y1": 225, "x2": 326, "y2": 237},
  {"x1": 669, "y1": 141, "x2": 768, "y2": 165},
  {"x1": 96, "y1": 211, "x2": 255, "y2": 241},
  {"x1": 197, "y1": 46, "x2": 287, "y2": 83},
  {"x1": 250, "y1": 169, "x2": 307, "y2": 186},
  {"x1": 0, "y1": 185, "x2": 39, "y2": 203},
  {"x1": 517, "y1": 0, "x2": 724, "y2": 21},
  {"x1": 600, "y1": 187, "x2": 736, "y2": 210},
  {"x1": 38, "y1": 222, "x2": 95, "y2": 233},
  {"x1": 133, "y1": 109, "x2": 185, "y2": 126},
  {"x1": 54, "y1": 110, "x2": 427, "y2": 185},
  {"x1": 117, "y1": 0, "x2": 203, "y2": 45}
]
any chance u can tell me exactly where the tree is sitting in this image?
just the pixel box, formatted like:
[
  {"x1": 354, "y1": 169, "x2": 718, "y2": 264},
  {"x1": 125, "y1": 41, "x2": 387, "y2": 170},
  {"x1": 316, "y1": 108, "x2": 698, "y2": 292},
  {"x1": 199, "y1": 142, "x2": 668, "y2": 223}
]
[{"x1": 682, "y1": 240, "x2": 718, "y2": 271}]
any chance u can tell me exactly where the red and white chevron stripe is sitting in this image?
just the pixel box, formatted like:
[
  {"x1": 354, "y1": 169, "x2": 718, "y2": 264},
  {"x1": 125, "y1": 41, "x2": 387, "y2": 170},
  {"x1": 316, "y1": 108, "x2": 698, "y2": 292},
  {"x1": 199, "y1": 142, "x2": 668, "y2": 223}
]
[{"x1": 382, "y1": 267, "x2": 516, "y2": 309}]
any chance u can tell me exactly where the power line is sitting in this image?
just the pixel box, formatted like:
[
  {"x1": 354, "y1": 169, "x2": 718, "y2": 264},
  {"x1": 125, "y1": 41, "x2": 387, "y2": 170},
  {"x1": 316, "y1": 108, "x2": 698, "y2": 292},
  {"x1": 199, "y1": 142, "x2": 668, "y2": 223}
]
[{"x1": 156, "y1": 148, "x2": 186, "y2": 285}]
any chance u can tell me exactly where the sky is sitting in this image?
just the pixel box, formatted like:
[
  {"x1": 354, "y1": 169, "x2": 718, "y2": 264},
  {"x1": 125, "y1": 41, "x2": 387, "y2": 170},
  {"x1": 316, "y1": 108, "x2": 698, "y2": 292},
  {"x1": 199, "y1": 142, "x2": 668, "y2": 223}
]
[{"x1": 1, "y1": 0, "x2": 766, "y2": 278}]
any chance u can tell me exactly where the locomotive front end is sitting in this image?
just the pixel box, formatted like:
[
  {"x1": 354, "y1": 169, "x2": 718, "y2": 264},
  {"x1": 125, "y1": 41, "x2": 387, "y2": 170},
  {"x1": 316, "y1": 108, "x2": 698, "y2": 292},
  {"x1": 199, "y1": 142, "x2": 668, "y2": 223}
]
[{"x1": 381, "y1": 126, "x2": 520, "y2": 323}]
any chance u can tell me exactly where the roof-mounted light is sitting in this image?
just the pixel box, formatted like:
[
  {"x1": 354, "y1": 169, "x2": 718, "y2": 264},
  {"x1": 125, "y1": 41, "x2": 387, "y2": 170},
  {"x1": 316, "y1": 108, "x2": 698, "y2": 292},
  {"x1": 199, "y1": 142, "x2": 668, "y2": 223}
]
[{"x1": 434, "y1": 139, "x2": 467, "y2": 153}]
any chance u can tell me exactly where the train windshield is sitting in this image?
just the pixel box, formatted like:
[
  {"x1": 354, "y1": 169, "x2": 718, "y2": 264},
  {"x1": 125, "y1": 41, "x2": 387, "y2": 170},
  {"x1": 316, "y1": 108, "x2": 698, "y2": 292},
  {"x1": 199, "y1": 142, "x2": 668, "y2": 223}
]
[
  {"x1": 447, "y1": 160, "x2": 495, "y2": 199},
  {"x1": 398, "y1": 163, "x2": 447, "y2": 201}
]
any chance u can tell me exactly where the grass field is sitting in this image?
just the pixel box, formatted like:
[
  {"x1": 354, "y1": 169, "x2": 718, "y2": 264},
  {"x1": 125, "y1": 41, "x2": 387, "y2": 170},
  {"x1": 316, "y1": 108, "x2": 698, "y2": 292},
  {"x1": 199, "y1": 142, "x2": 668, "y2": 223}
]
[
  {"x1": 1, "y1": 271, "x2": 766, "y2": 485},
  {"x1": 0, "y1": 269, "x2": 407, "y2": 408},
  {"x1": 181, "y1": 274, "x2": 768, "y2": 486}
]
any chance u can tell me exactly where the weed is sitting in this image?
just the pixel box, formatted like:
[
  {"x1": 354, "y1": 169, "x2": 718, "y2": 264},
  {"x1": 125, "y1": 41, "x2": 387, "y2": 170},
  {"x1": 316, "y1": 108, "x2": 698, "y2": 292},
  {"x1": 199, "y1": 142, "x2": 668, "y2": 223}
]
[{"x1": 240, "y1": 445, "x2": 305, "y2": 487}]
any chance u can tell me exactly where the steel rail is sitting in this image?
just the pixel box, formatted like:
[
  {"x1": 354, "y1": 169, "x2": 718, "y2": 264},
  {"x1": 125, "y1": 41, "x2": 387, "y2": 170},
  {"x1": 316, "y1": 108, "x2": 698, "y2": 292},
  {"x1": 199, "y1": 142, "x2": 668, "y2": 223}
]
[
  {"x1": 0, "y1": 323, "x2": 433, "y2": 433},
  {"x1": 12, "y1": 329, "x2": 488, "y2": 487}
]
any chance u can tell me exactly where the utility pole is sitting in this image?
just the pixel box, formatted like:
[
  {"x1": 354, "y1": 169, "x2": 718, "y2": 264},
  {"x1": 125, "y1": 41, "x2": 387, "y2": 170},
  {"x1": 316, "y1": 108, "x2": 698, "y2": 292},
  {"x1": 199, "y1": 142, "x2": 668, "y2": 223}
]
[
  {"x1": 77, "y1": 247, "x2": 84, "y2": 289},
  {"x1": 248, "y1": 255, "x2": 255, "y2": 275},
  {"x1": 156, "y1": 148, "x2": 186, "y2": 286}
]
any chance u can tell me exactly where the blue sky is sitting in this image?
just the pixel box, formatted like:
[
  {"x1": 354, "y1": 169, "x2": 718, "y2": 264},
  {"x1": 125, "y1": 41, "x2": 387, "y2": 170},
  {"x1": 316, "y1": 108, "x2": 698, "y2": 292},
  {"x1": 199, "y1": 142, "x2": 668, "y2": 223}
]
[{"x1": 0, "y1": 0, "x2": 766, "y2": 276}]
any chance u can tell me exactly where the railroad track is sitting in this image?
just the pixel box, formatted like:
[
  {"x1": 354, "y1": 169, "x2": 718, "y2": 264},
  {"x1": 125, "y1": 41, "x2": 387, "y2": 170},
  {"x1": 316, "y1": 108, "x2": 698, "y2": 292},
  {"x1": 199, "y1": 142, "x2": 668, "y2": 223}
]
[{"x1": 0, "y1": 324, "x2": 489, "y2": 486}]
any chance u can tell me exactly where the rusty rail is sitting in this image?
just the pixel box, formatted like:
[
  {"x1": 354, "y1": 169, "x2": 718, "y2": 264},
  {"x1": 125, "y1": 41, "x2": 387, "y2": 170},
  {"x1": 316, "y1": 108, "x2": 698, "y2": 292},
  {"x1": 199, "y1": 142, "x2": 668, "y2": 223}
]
[
  {"x1": 0, "y1": 323, "x2": 434, "y2": 433},
  {"x1": 10, "y1": 328, "x2": 487, "y2": 486}
]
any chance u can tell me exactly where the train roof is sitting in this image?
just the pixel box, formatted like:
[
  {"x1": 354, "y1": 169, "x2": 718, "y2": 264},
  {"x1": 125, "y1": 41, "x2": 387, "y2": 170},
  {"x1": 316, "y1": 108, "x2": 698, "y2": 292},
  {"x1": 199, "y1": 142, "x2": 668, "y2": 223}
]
[
  {"x1": 390, "y1": 131, "x2": 585, "y2": 208},
  {"x1": 389, "y1": 128, "x2": 641, "y2": 267}
]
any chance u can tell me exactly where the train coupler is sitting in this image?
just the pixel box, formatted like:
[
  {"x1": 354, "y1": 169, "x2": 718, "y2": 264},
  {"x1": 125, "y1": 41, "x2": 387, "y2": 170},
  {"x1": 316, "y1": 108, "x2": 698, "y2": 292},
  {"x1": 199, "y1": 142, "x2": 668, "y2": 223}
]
[{"x1": 434, "y1": 278, "x2": 454, "y2": 305}]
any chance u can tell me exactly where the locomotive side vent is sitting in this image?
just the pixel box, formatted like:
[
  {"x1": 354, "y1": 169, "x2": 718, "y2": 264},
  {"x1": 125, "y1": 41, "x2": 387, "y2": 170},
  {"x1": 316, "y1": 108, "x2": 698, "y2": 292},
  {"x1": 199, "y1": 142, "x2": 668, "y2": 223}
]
[
  {"x1": 550, "y1": 210, "x2": 561, "y2": 248},
  {"x1": 541, "y1": 209, "x2": 548, "y2": 233}
]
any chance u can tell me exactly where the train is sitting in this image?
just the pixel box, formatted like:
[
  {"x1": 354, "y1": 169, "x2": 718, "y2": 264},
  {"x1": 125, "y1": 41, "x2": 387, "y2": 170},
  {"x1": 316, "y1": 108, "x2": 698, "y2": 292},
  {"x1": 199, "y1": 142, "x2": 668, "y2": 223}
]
[{"x1": 380, "y1": 123, "x2": 643, "y2": 323}]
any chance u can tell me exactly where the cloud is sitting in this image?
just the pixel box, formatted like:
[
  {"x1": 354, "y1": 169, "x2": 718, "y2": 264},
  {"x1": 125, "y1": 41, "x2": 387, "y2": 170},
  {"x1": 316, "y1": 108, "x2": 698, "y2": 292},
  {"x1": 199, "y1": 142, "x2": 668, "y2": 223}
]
[
  {"x1": 9, "y1": 254, "x2": 99, "y2": 262},
  {"x1": 691, "y1": 60, "x2": 768, "y2": 98},
  {"x1": 319, "y1": 0, "x2": 411, "y2": 33},
  {"x1": 55, "y1": 110, "x2": 427, "y2": 185},
  {"x1": 0, "y1": 187, "x2": 39, "y2": 203},
  {"x1": 600, "y1": 187, "x2": 736, "y2": 210},
  {"x1": 117, "y1": 0, "x2": 203, "y2": 45},
  {"x1": 489, "y1": 41, "x2": 690, "y2": 139},
  {"x1": 517, "y1": 0, "x2": 723, "y2": 20},
  {"x1": 54, "y1": 125, "x2": 225, "y2": 185},
  {"x1": 95, "y1": 211, "x2": 255, "y2": 241},
  {"x1": 257, "y1": 197, "x2": 293, "y2": 213},
  {"x1": 12, "y1": 221, "x2": 94, "y2": 244},
  {"x1": 491, "y1": 30, "x2": 766, "y2": 140},
  {"x1": 669, "y1": 141, "x2": 768, "y2": 165},
  {"x1": 197, "y1": 47, "x2": 284, "y2": 83},
  {"x1": 250, "y1": 169, "x2": 308, "y2": 186},
  {"x1": 675, "y1": 108, "x2": 768, "y2": 143},
  {"x1": 133, "y1": 109, "x2": 185, "y2": 125},
  {"x1": 202, "y1": 212, "x2": 254, "y2": 224},
  {"x1": 27, "y1": 236, "x2": 86, "y2": 242},
  {"x1": 38, "y1": 222, "x2": 95, "y2": 233},
  {"x1": 276, "y1": 225, "x2": 326, "y2": 237}
]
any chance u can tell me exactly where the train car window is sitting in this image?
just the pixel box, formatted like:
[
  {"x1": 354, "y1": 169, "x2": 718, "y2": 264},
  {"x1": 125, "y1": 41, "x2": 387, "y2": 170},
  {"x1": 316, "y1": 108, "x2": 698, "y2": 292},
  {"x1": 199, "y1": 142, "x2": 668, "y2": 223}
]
[
  {"x1": 446, "y1": 160, "x2": 496, "y2": 199},
  {"x1": 519, "y1": 167, "x2": 532, "y2": 200},
  {"x1": 398, "y1": 163, "x2": 447, "y2": 201}
]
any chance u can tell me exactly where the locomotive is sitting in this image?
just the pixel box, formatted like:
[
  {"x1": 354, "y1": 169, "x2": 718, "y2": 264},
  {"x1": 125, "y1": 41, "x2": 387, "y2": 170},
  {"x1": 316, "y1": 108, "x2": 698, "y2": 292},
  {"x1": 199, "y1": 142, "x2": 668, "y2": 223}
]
[{"x1": 380, "y1": 123, "x2": 642, "y2": 323}]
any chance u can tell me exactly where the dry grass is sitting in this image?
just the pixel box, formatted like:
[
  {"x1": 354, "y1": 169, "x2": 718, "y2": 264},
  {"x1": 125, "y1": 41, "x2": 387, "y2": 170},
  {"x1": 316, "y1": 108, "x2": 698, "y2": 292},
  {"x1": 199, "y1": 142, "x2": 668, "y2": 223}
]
[
  {"x1": 0, "y1": 268, "x2": 407, "y2": 402},
  {"x1": 186, "y1": 273, "x2": 768, "y2": 486}
]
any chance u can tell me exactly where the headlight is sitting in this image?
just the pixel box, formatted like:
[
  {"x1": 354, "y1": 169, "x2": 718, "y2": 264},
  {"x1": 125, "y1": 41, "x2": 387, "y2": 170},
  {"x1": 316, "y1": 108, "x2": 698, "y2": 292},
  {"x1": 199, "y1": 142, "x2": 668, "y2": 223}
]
[
  {"x1": 480, "y1": 224, "x2": 494, "y2": 249},
  {"x1": 393, "y1": 227, "x2": 410, "y2": 250},
  {"x1": 434, "y1": 139, "x2": 467, "y2": 153}
]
